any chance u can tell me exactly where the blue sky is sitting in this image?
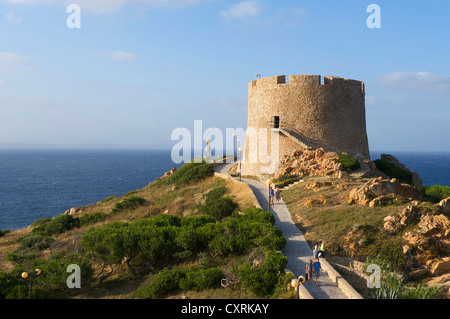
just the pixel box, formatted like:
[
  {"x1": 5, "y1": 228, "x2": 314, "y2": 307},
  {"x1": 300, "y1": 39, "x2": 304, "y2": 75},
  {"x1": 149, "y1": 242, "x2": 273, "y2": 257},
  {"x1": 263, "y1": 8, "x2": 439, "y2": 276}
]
[{"x1": 0, "y1": 0, "x2": 449, "y2": 153}]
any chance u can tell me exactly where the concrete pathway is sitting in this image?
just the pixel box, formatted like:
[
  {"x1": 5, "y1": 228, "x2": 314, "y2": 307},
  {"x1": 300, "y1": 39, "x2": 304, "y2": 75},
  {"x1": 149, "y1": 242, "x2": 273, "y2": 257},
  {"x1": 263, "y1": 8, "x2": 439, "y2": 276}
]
[{"x1": 215, "y1": 163, "x2": 348, "y2": 299}]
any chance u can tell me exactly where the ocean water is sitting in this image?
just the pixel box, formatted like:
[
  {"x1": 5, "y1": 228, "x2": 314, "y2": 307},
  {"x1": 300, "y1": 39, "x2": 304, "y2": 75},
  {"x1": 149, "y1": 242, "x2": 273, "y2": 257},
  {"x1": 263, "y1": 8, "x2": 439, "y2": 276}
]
[
  {"x1": 370, "y1": 151, "x2": 450, "y2": 188},
  {"x1": 0, "y1": 149, "x2": 178, "y2": 230},
  {"x1": 0, "y1": 149, "x2": 449, "y2": 231}
]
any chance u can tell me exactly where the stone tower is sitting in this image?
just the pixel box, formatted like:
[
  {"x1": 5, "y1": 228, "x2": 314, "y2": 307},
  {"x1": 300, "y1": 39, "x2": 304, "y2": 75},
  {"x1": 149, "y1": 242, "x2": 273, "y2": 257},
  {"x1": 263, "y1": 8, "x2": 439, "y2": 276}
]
[{"x1": 241, "y1": 74, "x2": 370, "y2": 176}]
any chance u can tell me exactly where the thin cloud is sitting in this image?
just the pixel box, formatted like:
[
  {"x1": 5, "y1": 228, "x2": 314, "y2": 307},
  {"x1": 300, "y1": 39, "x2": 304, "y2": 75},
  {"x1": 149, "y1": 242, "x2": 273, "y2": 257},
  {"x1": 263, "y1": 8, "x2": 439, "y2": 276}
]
[
  {"x1": 3, "y1": 0, "x2": 214, "y2": 14},
  {"x1": 108, "y1": 51, "x2": 140, "y2": 61},
  {"x1": 221, "y1": 1, "x2": 262, "y2": 19},
  {"x1": 0, "y1": 52, "x2": 30, "y2": 63},
  {"x1": 373, "y1": 71, "x2": 450, "y2": 93},
  {"x1": 5, "y1": 10, "x2": 25, "y2": 24}
]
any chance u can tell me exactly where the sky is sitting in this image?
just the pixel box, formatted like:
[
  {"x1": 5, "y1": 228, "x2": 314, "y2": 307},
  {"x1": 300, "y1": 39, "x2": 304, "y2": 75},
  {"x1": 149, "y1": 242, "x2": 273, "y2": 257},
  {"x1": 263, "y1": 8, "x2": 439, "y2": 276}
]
[{"x1": 0, "y1": 0, "x2": 449, "y2": 153}]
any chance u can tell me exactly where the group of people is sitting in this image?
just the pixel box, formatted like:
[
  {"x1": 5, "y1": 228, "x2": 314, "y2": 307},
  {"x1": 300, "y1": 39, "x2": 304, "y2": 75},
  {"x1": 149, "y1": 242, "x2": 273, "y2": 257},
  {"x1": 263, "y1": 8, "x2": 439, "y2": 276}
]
[
  {"x1": 305, "y1": 241, "x2": 326, "y2": 286},
  {"x1": 269, "y1": 186, "x2": 281, "y2": 205},
  {"x1": 267, "y1": 185, "x2": 327, "y2": 287}
]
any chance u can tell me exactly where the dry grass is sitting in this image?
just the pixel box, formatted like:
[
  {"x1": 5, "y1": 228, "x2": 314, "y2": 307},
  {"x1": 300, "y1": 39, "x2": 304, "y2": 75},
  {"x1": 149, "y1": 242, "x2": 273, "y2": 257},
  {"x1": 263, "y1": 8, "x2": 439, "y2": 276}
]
[
  {"x1": 0, "y1": 175, "x2": 262, "y2": 299},
  {"x1": 282, "y1": 176, "x2": 407, "y2": 249}
]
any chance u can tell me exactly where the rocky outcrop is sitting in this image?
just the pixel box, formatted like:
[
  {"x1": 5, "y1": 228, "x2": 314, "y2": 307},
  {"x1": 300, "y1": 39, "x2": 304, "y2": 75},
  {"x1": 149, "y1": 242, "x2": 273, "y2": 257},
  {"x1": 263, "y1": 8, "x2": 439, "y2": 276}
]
[
  {"x1": 439, "y1": 197, "x2": 450, "y2": 214},
  {"x1": 276, "y1": 148, "x2": 343, "y2": 178},
  {"x1": 347, "y1": 177, "x2": 423, "y2": 206},
  {"x1": 156, "y1": 167, "x2": 177, "y2": 181},
  {"x1": 383, "y1": 203, "x2": 426, "y2": 234},
  {"x1": 380, "y1": 154, "x2": 423, "y2": 187},
  {"x1": 429, "y1": 258, "x2": 450, "y2": 276},
  {"x1": 402, "y1": 214, "x2": 450, "y2": 264}
]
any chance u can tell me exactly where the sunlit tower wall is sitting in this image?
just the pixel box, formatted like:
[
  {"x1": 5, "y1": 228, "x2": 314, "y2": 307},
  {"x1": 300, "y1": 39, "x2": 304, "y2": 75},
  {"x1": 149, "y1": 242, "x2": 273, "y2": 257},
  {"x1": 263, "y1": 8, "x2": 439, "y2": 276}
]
[{"x1": 241, "y1": 74, "x2": 370, "y2": 176}]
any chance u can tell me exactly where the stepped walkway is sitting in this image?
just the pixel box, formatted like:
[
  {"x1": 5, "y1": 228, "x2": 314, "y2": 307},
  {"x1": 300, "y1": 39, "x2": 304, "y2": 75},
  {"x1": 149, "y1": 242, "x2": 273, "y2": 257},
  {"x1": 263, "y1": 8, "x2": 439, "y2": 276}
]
[{"x1": 215, "y1": 163, "x2": 349, "y2": 299}]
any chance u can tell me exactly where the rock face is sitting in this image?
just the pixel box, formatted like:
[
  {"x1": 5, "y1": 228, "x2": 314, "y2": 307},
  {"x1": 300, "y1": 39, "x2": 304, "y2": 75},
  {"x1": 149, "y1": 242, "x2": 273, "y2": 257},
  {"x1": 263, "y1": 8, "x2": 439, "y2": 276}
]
[
  {"x1": 276, "y1": 148, "x2": 343, "y2": 178},
  {"x1": 402, "y1": 214, "x2": 450, "y2": 263},
  {"x1": 347, "y1": 177, "x2": 423, "y2": 206},
  {"x1": 383, "y1": 203, "x2": 426, "y2": 234},
  {"x1": 439, "y1": 197, "x2": 450, "y2": 214},
  {"x1": 156, "y1": 167, "x2": 177, "y2": 181},
  {"x1": 429, "y1": 258, "x2": 450, "y2": 276},
  {"x1": 380, "y1": 154, "x2": 423, "y2": 187}
]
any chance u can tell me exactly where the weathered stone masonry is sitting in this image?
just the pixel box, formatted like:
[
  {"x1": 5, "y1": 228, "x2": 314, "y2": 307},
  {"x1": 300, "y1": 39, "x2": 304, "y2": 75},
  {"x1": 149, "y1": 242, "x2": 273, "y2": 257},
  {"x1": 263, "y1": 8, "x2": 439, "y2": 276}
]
[{"x1": 241, "y1": 74, "x2": 370, "y2": 176}]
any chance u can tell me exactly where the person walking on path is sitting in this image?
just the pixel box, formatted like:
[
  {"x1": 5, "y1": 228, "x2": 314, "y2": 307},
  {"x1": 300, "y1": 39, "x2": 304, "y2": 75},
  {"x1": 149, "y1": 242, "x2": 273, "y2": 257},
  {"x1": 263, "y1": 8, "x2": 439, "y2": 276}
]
[
  {"x1": 269, "y1": 186, "x2": 274, "y2": 205},
  {"x1": 275, "y1": 187, "x2": 281, "y2": 204},
  {"x1": 305, "y1": 259, "x2": 313, "y2": 286},
  {"x1": 313, "y1": 242, "x2": 319, "y2": 258},
  {"x1": 313, "y1": 257, "x2": 322, "y2": 286},
  {"x1": 318, "y1": 241, "x2": 326, "y2": 258}
]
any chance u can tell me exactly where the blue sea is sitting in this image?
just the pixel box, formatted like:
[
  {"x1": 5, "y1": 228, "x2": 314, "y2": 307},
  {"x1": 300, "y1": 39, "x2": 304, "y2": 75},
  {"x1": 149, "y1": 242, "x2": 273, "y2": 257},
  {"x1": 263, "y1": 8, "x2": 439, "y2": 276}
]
[
  {"x1": 0, "y1": 149, "x2": 449, "y2": 231},
  {"x1": 0, "y1": 149, "x2": 178, "y2": 231}
]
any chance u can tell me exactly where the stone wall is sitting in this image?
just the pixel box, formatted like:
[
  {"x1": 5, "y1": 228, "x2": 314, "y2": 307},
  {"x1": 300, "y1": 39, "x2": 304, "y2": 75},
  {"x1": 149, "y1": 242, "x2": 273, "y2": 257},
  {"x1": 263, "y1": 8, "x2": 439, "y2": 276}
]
[{"x1": 242, "y1": 74, "x2": 370, "y2": 176}]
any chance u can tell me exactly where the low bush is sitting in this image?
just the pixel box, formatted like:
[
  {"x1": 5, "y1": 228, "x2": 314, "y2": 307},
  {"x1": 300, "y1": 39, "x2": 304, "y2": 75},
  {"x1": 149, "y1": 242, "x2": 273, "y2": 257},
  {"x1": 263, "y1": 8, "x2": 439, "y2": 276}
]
[
  {"x1": 134, "y1": 267, "x2": 185, "y2": 299},
  {"x1": 179, "y1": 266, "x2": 223, "y2": 292},
  {"x1": 102, "y1": 195, "x2": 117, "y2": 202},
  {"x1": 111, "y1": 196, "x2": 147, "y2": 214},
  {"x1": 161, "y1": 161, "x2": 215, "y2": 186},
  {"x1": 197, "y1": 186, "x2": 237, "y2": 219},
  {"x1": 0, "y1": 230, "x2": 10, "y2": 238},
  {"x1": 19, "y1": 234, "x2": 54, "y2": 250},
  {"x1": 374, "y1": 159, "x2": 413, "y2": 185},
  {"x1": 235, "y1": 250, "x2": 287, "y2": 297},
  {"x1": 30, "y1": 218, "x2": 52, "y2": 228},
  {"x1": 79, "y1": 211, "x2": 107, "y2": 227},
  {"x1": 33, "y1": 214, "x2": 80, "y2": 236},
  {"x1": 334, "y1": 153, "x2": 360, "y2": 173},
  {"x1": 420, "y1": 185, "x2": 450, "y2": 203}
]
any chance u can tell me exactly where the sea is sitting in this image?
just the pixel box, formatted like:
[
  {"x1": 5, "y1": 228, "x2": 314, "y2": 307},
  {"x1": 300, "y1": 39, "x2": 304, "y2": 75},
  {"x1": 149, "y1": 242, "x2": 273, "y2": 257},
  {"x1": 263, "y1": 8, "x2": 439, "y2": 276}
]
[{"x1": 0, "y1": 149, "x2": 449, "y2": 231}]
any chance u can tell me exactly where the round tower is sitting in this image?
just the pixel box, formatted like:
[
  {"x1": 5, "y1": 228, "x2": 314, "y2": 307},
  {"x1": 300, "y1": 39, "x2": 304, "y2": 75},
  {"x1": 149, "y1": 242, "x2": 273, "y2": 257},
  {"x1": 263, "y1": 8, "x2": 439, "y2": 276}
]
[{"x1": 241, "y1": 74, "x2": 370, "y2": 176}]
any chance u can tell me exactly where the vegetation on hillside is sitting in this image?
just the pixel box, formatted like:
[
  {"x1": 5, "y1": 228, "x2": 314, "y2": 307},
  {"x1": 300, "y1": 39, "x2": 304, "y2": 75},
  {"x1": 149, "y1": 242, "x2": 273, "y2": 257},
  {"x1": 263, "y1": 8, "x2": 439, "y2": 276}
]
[
  {"x1": 419, "y1": 185, "x2": 450, "y2": 203},
  {"x1": 282, "y1": 175, "x2": 447, "y2": 299},
  {"x1": 333, "y1": 153, "x2": 360, "y2": 173},
  {"x1": 374, "y1": 159, "x2": 413, "y2": 185},
  {"x1": 0, "y1": 161, "x2": 292, "y2": 299}
]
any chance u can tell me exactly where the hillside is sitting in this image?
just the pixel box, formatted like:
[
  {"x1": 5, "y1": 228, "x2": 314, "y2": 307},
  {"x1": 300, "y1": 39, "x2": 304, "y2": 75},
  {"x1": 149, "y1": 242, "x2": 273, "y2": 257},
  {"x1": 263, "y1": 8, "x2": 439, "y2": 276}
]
[
  {"x1": 279, "y1": 152, "x2": 450, "y2": 299},
  {"x1": 0, "y1": 162, "x2": 294, "y2": 299}
]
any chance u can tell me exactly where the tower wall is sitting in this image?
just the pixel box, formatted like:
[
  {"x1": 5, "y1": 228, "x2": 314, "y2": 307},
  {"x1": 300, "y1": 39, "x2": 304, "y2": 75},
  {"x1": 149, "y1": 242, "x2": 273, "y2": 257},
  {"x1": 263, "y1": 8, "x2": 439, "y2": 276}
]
[{"x1": 242, "y1": 74, "x2": 370, "y2": 176}]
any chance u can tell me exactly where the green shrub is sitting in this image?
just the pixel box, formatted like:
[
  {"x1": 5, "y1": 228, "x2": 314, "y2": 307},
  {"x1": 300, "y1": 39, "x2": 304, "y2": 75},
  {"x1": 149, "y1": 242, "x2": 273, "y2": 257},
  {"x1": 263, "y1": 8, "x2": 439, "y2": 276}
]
[
  {"x1": 197, "y1": 186, "x2": 237, "y2": 219},
  {"x1": 373, "y1": 273, "x2": 404, "y2": 299},
  {"x1": 334, "y1": 153, "x2": 360, "y2": 173},
  {"x1": 30, "y1": 218, "x2": 51, "y2": 228},
  {"x1": 79, "y1": 211, "x2": 107, "y2": 227},
  {"x1": 236, "y1": 250, "x2": 287, "y2": 297},
  {"x1": 374, "y1": 159, "x2": 413, "y2": 185},
  {"x1": 368, "y1": 238, "x2": 406, "y2": 272},
  {"x1": 111, "y1": 196, "x2": 147, "y2": 214},
  {"x1": 0, "y1": 230, "x2": 10, "y2": 238},
  {"x1": 33, "y1": 214, "x2": 80, "y2": 236},
  {"x1": 179, "y1": 266, "x2": 223, "y2": 292},
  {"x1": 402, "y1": 284, "x2": 441, "y2": 299},
  {"x1": 134, "y1": 267, "x2": 185, "y2": 299},
  {"x1": 1, "y1": 253, "x2": 92, "y2": 298},
  {"x1": 420, "y1": 185, "x2": 450, "y2": 203},
  {"x1": 207, "y1": 209, "x2": 285, "y2": 256},
  {"x1": 102, "y1": 195, "x2": 117, "y2": 202},
  {"x1": 161, "y1": 162, "x2": 215, "y2": 186},
  {"x1": 19, "y1": 234, "x2": 54, "y2": 250}
]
